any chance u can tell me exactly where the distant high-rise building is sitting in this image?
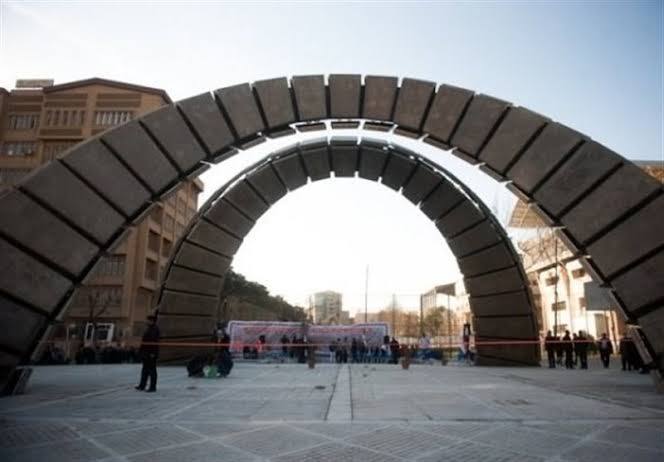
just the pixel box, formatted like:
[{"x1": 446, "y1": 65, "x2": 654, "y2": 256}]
[
  {"x1": 310, "y1": 291, "x2": 343, "y2": 324},
  {"x1": 0, "y1": 77, "x2": 203, "y2": 354}
]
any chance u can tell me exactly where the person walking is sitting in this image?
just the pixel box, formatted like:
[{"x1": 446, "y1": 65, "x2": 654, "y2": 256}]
[
  {"x1": 577, "y1": 331, "x2": 589, "y2": 370},
  {"x1": 598, "y1": 333, "x2": 614, "y2": 369},
  {"x1": 619, "y1": 335, "x2": 632, "y2": 371},
  {"x1": 562, "y1": 330, "x2": 574, "y2": 369},
  {"x1": 544, "y1": 330, "x2": 556, "y2": 368},
  {"x1": 135, "y1": 314, "x2": 160, "y2": 392},
  {"x1": 572, "y1": 333, "x2": 579, "y2": 367}
]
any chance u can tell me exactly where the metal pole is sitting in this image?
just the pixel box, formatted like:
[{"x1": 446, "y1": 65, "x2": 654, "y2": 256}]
[
  {"x1": 447, "y1": 293, "x2": 452, "y2": 362},
  {"x1": 364, "y1": 265, "x2": 369, "y2": 323}
]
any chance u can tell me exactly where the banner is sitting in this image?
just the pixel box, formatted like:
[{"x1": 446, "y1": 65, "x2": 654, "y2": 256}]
[{"x1": 226, "y1": 321, "x2": 390, "y2": 352}]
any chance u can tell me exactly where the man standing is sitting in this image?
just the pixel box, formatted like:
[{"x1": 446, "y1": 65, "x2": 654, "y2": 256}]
[
  {"x1": 135, "y1": 314, "x2": 160, "y2": 392},
  {"x1": 598, "y1": 333, "x2": 614, "y2": 369},
  {"x1": 562, "y1": 330, "x2": 574, "y2": 369},
  {"x1": 544, "y1": 330, "x2": 556, "y2": 368},
  {"x1": 577, "y1": 331, "x2": 589, "y2": 370}
]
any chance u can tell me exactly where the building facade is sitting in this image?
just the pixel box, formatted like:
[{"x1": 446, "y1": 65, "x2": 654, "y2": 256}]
[
  {"x1": 0, "y1": 78, "x2": 202, "y2": 355},
  {"x1": 310, "y1": 291, "x2": 343, "y2": 324}
]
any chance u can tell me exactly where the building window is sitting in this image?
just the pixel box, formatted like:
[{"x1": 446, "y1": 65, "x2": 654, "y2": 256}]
[
  {"x1": 572, "y1": 268, "x2": 586, "y2": 279},
  {"x1": 552, "y1": 301, "x2": 567, "y2": 311},
  {"x1": 45, "y1": 109, "x2": 86, "y2": 127},
  {"x1": 1, "y1": 141, "x2": 38, "y2": 156},
  {"x1": 175, "y1": 223, "x2": 184, "y2": 237},
  {"x1": 150, "y1": 207, "x2": 163, "y2": 225},
  {"x1": 94, "y1": 111, "x2": 132, "y2": 127},
  {"x1": 93, "y1": 255, "x2": 125, "y2": 277},
  {"x1": 163, "y1": 214, "x2": 175, "y2": 232},
  {"x1": 578, "y1": 297, "x2": 587, "y2": 309},
  {"x1": 554, "y1": 324, "x2": 568, "y2": 334},
  {"x1": 144, "y1": 259, "x2": 158, "y2": 281},
  {"x1": 147, "y1": 230, "x2": 160, "y2": 253},
  {"x1": 161, "y1": 238, "x2": 172, "y2": 258},
  {"x1": 545, "y1": 275, "x2": 559, "y2": 286},
  {"x1": 8, "y1": 114, "x2": 40, "y2": 130},
  {"x1": 0, "y1": 168, "x2": 32, "y2": 185},
  {"x1": 42, "y1": 142, "x2": 76, "y2": 162}
]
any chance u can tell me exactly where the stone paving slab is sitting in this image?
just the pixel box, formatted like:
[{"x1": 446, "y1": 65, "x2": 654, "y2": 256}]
[{"x1": 0, "y1": 363, "x2": 663, "y2": 461}]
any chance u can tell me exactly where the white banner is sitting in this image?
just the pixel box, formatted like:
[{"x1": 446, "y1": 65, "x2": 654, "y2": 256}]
[{"x1": 227, "y1": 320, "x2": 390, "y2": 352}]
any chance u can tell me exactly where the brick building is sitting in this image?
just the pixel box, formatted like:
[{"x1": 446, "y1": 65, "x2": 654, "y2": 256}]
[{"x1": 0, "y1": 78, "x2": 203, "y2": 355}]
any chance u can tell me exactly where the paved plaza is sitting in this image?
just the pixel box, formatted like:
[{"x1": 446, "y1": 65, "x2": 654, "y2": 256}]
[{"x1": 1, "y1": 362, "x2": 663, "y2": 461}]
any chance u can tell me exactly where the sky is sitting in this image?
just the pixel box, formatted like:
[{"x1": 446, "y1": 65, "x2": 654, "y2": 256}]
[{"x1": 1, "y1": 1, "x2": 662, "y2": 314}]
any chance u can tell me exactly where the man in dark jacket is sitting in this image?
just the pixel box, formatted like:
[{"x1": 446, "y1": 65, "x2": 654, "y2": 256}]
[
  {"x1": 562, "y1": 330, "x2": 574, "y2": 369},
  {"x1": 598, "y1": 333, "x2": 614, "y2": 369},
  {"x1": 544, "y1": 331, "x2": 556, "y2": 368},
  {"x1": 576, "y1": 331, "x2": 589, "y2": 370},
  {"x1": 135, "y1": 315, "x2": 160, "y2": 392}
]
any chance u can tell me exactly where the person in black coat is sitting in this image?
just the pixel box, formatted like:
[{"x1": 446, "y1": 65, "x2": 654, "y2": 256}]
[
  {"x1": 135, "y1": 315, "x2": 160, "y2": 392},
  {"x1": 562, "y1": 330, "x2": 574, "y2": 369},
  {"x1": 598, "y1": 333, "x2": 614, "y2": 369},
  {"x1": 544, "y1": 331, "x2": 556, "y2": 368},
  {"x1": 576, "y1": 331, "x2": 589, "y2": 370}
]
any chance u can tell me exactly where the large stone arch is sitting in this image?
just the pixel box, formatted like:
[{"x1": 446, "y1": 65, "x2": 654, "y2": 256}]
[
  {"x1": 0, "y1": 75, "x2": 662, "y2": 383},
  {"x1": 157, "y1": 137, "x2": 540, "y2": 366}
]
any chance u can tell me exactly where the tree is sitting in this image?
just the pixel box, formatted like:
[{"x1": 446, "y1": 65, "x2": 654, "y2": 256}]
[{"x1": 83, "y1": 287, "x2": 113, "y2": 347}]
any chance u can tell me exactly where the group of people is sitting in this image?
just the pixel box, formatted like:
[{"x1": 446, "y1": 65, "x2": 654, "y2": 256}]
[
  {"x1": 328, "y1": 336, "x2": 404, "y2": 364},
  {"x1": 544, "y1": 330, "x2": 645, "y2": 372}
]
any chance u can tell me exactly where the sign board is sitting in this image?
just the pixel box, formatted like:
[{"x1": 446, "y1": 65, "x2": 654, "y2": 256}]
[
  {"x1": 15, "y1": 79, "x2": 54, "y2": 88},
  {"x1": 584, "y1": 281, "x2": 618, "y2": 311}
]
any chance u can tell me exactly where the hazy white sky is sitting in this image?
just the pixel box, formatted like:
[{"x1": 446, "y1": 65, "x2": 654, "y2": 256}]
[{"x1": 1, "y1": 1, "x2": 662, "y2": 314}]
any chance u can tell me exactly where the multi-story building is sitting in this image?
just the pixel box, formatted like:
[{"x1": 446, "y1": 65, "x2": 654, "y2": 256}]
[
  {"x1": 0, "y1": 78, "x2": 203, "y2": 355},
  {"x1": 310, "y1": 291, "x2": 343, "y2": 324}
]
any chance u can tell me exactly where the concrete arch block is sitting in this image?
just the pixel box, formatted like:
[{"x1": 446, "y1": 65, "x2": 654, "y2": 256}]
[
  {"x1": 141, "y1": 105, "x2": 207, "y2": 172},
  {"x1": 21, "y1": 161, "x2": 125, "y2": 246},
  {"x1": 330, "y1": 139, "x2": 359, "y2": 178},
  {"x1": 446, "y1": 220, "x2": 502, "y2": 258},
  {"x1": 381, "y1": 153, "x2": 416, "y2": 191},
  {"x1": 174, "y1": 241, "x2": 232, "y2": 276},
  {"x1": 178, "y1": 92, "x2": 236, "y2": 155},
  {"x1": 392, "y1": 78, "x2": 436, "y2": 131},
  {"x1": 215, "y1": 83, "x2": 266, "y2": 139},
  {"x1": 158, "y1": 290, "x2": 219, "y2": 316},
  {"x1": 464, "y1": 266, "x2": 525, "y2": 297},
  {"x1": 247, "y1": 164, "x2": 287, "y2": 205},
  {"x1": 422, "y1": 84, "x2": 474, "y2": 144},
  {"x1": 401, "y1": 164, "x2": 440, "y2": 205},
  {"x1": 300, "y1": 140, "x2": 331, "y2": 181},
  {"x1": 435, "y1": 200, "x2": 485, "y2": 237},
  {"x1": 420, "y1": 181, "x2": 464, "y2": 220},
  {"x1": 358, "y1": 143, "x2": 388, "y2": 181},
  {"x1": 204, "y1": 199, "x2": 255, "y2": 238},
  {"x1": 469, "y1": 291, "x2": 533, "y2": 317},
  {"x1": 272, "y1": 152, "x2": 308, "y2": 190},
  {"x1": 291, "y1": 75, "x2": 327, "y2": 121},
  {"x1": 363, "y1": 76, "x2": 398, "y2": 121},
  {"x1": 188, "y1": 221, "x2": 241, "y2": 257},
  {"x1": 457, "y1": 243, "x2": 517, "y2": 277},
  {"x1": 223, "y1": 180, "x2": 269, "y2": 220},
  {"x1": 0, "y1": 295, "x2": 48, "y2": 354},
  {"x1": 474, "y1": 315, "x2": 538, "y2": 340},
  {"x1": 253, "y1": 77, "x2": 296, "y2": 130},
  {"x1": 164, "y1": 266, "x2": 223, "y2": 297},
  {"x1": 451, "y1": 94, "x2": 510, "y2": 157},
  {"x1": 609, "y1": 249, "x2": 664, "y2": 313},
  {"x1": 329, "y1": 74, "x2": 361, "y2": 118}
]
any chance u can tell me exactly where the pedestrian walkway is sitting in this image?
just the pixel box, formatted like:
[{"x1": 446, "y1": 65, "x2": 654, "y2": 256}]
[{"x1": 1, "y1": 363, "x2": 663, "y2": 461}]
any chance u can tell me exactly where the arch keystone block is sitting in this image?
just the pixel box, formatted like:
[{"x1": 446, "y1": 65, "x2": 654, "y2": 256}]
[
  {"x1": 363, "y1": 76, "x2": 398, "y2": 121},
  {"x1": 329, "y1": 74, "x2": 361, "y2": 118},
  {"x1": 178, "y1": 92, "x2": 235, "y2": 155},
  {"x1": 291, "y1": 75, "x2": 327, "y2": 121},
  {"x1": 215, "y1": 83, "x2": 266, "y2": 139}
]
